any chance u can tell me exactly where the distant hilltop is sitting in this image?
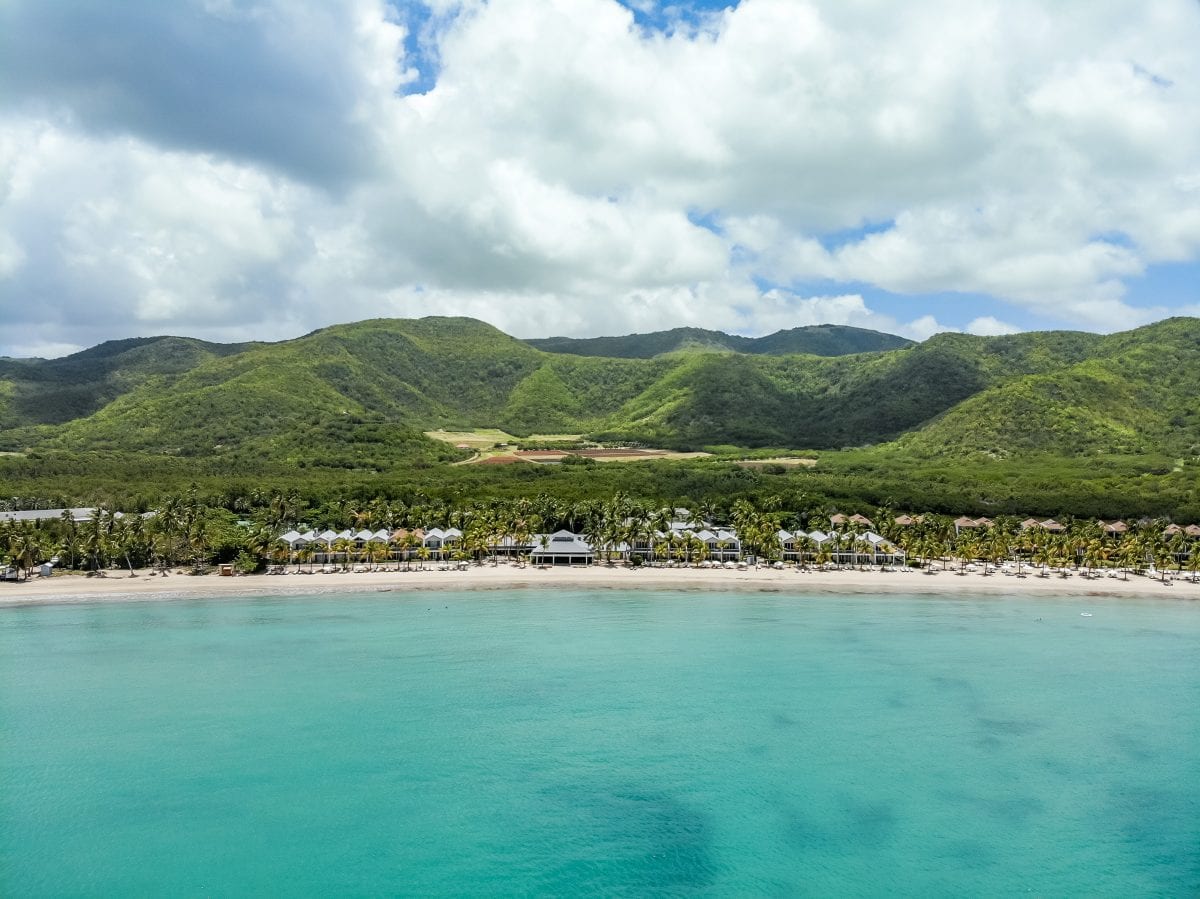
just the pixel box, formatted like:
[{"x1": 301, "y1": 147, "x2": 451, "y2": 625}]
[{"x1": 526, "y1": 324, "x2": 913, "y2": 358}]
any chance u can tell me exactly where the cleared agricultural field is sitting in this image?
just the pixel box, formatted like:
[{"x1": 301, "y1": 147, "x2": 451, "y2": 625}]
[
  {"x1": 428, "y1": 429, "x2": 709, "y2": 464},
  {"x1": 512, "y1": 448, "x2": 710, "y2": 464},
  {"x1": 424, "y1": 429, "x2": 582, "y2": 449}
]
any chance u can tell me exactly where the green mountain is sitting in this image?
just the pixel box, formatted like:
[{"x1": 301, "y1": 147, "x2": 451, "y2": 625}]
[
  {"x1": 897, "y1": 318, "x2": 1200, "y2": 458},
  {"x1": 0, "y1": 336, "x2": 255, "y2": 430},
  {"x1": 525, "y1": 324, "x2": 912, "y2": 358},
  {"x1": 2, "y1": 316, "x2": 1198, "y2": 468}
]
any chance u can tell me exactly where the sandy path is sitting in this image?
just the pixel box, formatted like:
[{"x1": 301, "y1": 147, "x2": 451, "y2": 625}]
[{"x1": 3, "y1": 563, "x2": 1197, "y2": 605}]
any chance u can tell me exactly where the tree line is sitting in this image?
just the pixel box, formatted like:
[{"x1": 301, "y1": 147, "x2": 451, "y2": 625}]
[{"x1": 2, "y1": 488, "x2": 1197, "y2": 581}]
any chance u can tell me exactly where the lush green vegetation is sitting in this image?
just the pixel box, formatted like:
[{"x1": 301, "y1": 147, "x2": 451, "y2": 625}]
[
  {"x1": 3, "y1": 442, "x2": 1197, "y2": 524},
  {"x1": 1, "y1": 315, "x2": 1198, "y2": 521}
]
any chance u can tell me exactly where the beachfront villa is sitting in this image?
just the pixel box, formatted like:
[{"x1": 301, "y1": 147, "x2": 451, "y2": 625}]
[
  {"x1": 278, "y1": 527, "x2": 465, "y2": 563},
  {"x1": 273, "y1": 521, "x2": 905, "y2": 568},
  {"x1": 530, "y1": 531, "x2": 594, "y2": 566}
]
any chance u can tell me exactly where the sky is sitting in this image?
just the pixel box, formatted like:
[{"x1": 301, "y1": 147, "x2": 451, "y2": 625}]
[{"x1": 1, "y1": 0, "x2": 1199, "y2": 358}]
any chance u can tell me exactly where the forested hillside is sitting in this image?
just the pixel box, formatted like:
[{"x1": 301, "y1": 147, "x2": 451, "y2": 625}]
[{"x1": 2, "y1": 316, "x2": 1198, "y2": 469}]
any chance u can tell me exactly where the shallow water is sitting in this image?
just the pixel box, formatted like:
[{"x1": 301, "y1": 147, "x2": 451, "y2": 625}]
[{"x1": 2, "y1": 590, "x2": 1198, "y2": 896}]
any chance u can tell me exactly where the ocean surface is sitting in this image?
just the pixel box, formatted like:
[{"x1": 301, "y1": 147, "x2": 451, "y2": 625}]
[{"x1": 2, "y1": 589, "x2": 1198, "y2": 897}]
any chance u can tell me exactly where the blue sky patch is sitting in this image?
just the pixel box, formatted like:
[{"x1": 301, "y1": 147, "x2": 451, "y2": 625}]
[{"x1": 615, "y1": 0, "x2": 740, "y2": 36}]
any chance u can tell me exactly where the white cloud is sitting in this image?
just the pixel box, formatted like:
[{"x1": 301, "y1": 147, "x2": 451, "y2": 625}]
[
  {"x1": 900, "y1": 315, "x2": 951, "y2": 342},
  {"x1": 1, "y1": 0, "x2": 1200, "y2": 355},
  {"x1": 966, "y1": 316, "x2": 1020, "y2": 337}
]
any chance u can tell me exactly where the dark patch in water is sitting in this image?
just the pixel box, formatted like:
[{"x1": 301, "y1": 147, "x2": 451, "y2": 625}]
[
  {"x1": 779, "y1": 795, "x2": 898, "y2": 857},
  {"x1": 1111, "y1": 732, "x2": 1157, "y2": 762},
  {"x1": 942, "y1": 838, "x2": 997, "y2": 869},
  {"x1": 539, "y1": 781, "x2": 717, "y2": 894},
  {"x1": 780, "y1": 804, "x2": 836, "y2": 855},
  {"x1": 772, "y1": 711, "x2": 798, "y2": 728},
  {"x1": 1108, "y1": 785, "x2": 1200, "y2": 894},
  {"x1": 885, "y1": 692, "x2": 908, "y2": 709},
  {"x1": 930, "y1": 675, "x2": 981, "y2": 712},
  {"x1": 1039, "y1": 755, "x2": 1075, "y2": 778},
  {"x1": 938, "y1": 789, "x2": 1044, "y2": 825},
  {"x1": 977, "y1": 716, "x2": 1044, "y2": 737},
  {"x1": 842, "y1": 796, "x2": 897, "y2": 845}
]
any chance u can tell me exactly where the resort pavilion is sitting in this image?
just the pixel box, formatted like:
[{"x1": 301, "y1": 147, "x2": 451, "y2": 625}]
[{"x1": 530, "y1": 530, "x2": 594, "y2": 566}]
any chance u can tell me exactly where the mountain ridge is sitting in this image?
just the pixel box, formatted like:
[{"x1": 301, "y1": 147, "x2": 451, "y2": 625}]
[
  {"x1": 0, "y1": 316, "x2": 1197, "y2": 468},
  {"x1": 525, "y1": 324, "x2": 912, "y2": 358}
]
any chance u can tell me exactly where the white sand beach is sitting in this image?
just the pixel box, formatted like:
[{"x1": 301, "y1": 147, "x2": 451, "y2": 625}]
[{"x1": 3, "y1": 562, "x2": 1197, "y2": 605}]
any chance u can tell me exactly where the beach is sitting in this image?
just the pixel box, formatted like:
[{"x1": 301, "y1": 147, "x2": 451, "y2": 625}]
[{"x1": 3, "y1": 562, "x2": 1197, "y2": 604}]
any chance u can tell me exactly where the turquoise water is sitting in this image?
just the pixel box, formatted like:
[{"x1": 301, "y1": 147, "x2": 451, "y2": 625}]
[{"x1": 2, "y1": 590, "x2": 1198, "y2": 897}]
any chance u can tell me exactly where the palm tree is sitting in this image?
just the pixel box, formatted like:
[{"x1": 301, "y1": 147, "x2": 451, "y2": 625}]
[
  {"x1": 1167, "y1": 532, "x2": 1188, "y2": 575},
  {"x1": 367, "y1": 541, "x2": 390, "y2": 570},
  {"x1": 8, "y1": 529, "x2": 40, "y2": 580},
  {"x1": 331, "y1": 537, "x2": 353, "y2": 571},
  {"x1": 650, "y1": 507, "x2": 673, "y2": 565},
  {"x1": 1115, "y1": 539, "x2": 1140, "y2": 580},
  {"x1": 813, "y1": 544, "x2": 833, "y2": 569},
  {"x1": 187, "y1": 526, "x2": 211, "y2": 572},
  {"x1": 400, "y1": 532, "x2": 421, "y2": 570},
  {"x1": 58, "y1": 508, "x2": 80, "y2": 571},
  {"x1": 1185, "y1": 541, "x2": 1200, "y2": 582},
  {"x1": 795, "y1": 533, "x2": 814, "y2": 570},
  {"x1": 846, "y1": 533, "x2": 868, "y2": 571},
  {"x1": 1031, "y1": 539, "x2": 1053, "y2": 577},
  {"x1": 1080, "y1": 538, "x2": 1104, "y2": 578}
]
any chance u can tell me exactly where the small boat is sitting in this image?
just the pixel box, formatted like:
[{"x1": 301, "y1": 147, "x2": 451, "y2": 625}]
[{"x1": 1080, "y1": 612, "x2": 1093, "y2": 617}]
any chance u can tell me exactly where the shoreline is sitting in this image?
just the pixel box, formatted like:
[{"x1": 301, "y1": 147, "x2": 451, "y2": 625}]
[{"x1": 2, "y1": 563, "x2": 1198, "y2": 606}]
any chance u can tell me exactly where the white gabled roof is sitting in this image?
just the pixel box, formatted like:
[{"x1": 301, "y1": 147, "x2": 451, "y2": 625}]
[{"x1": 531, "y1": 530, "x2": 594, "y2": 556}]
